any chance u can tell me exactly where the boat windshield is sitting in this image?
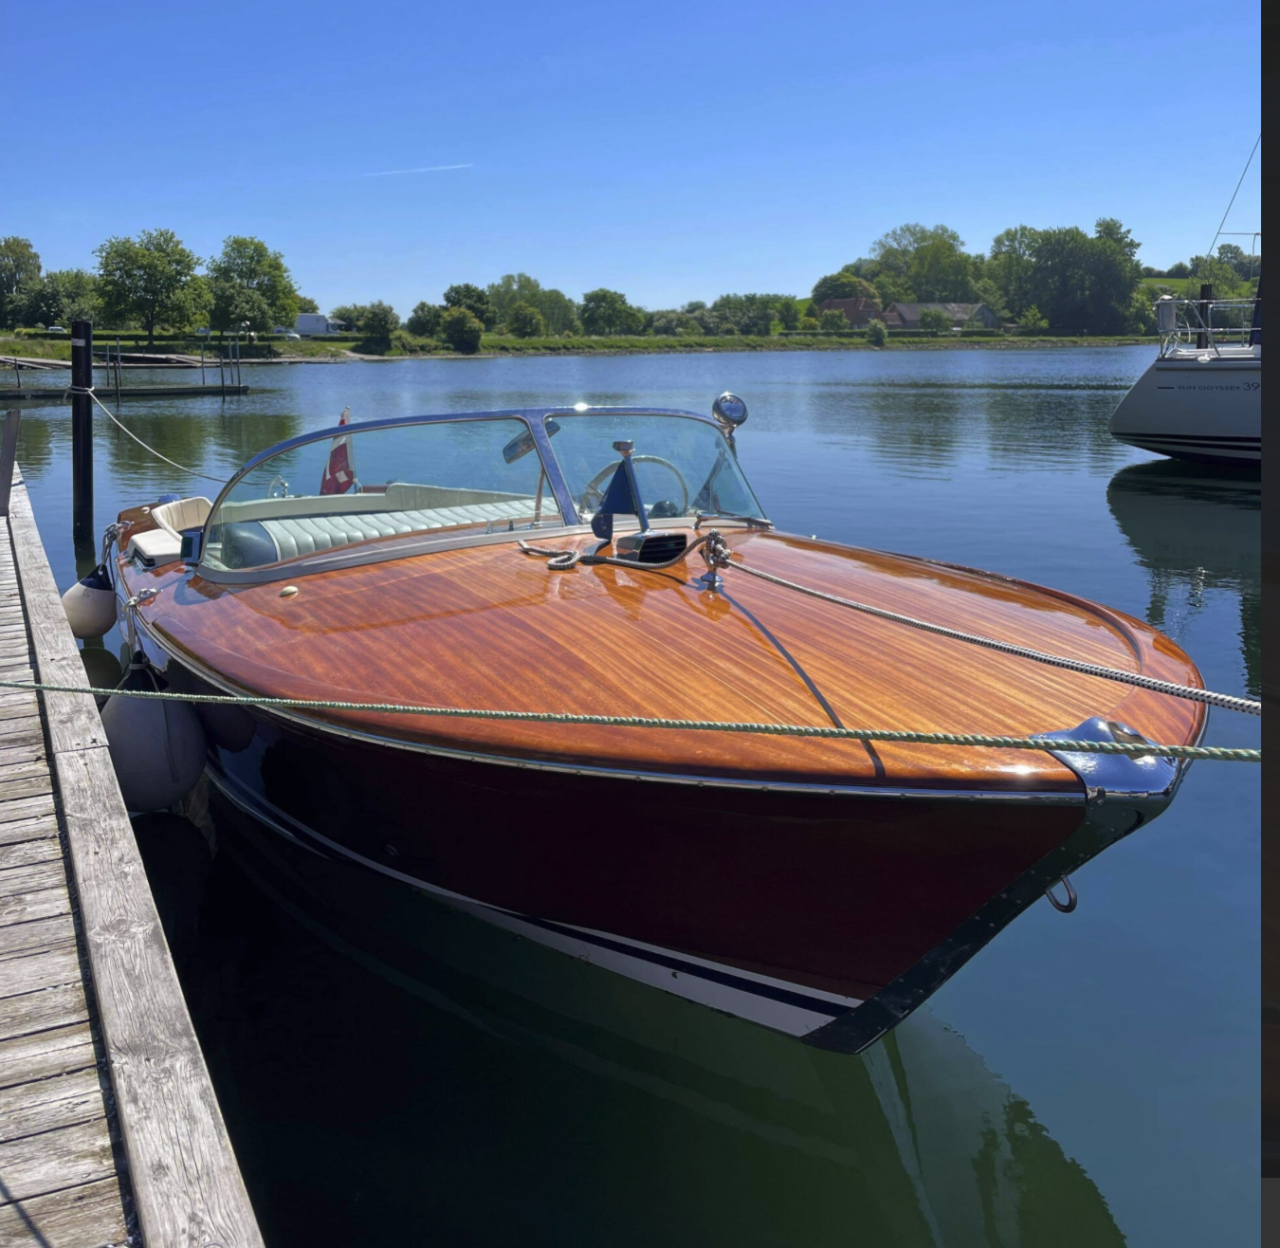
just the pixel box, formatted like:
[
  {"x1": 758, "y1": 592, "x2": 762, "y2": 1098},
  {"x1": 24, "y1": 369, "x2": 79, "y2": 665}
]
[
  {"x1": 202, "y1": 417, "x2": 552, "y2": 572},
  {"x1": 548, "y1": 413, "x2": 765, "y2": 523}
]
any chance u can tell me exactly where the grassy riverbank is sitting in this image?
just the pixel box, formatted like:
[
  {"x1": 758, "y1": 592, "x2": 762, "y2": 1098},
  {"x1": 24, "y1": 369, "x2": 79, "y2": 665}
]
[{"x1": 3, "y1": 330, "x2": 1158, "y2": 366}]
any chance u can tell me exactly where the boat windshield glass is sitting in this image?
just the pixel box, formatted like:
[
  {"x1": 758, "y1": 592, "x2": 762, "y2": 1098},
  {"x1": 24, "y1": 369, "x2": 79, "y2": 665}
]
[
  {"x1": 547, "y1": 413, "x2": 765, "y2": 523},
  {"x1": 202, "y1": 418, "x2": 551, "y2": 571}
]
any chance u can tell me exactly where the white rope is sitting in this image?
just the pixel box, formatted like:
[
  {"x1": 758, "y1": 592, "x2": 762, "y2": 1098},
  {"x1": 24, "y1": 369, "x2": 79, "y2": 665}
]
[
  {"x1": 64, "y1": 384, "x2": 224, "y2": 483},
  {"x1": 520, "y1": 533, "x2": 1261, "y2": 716}
]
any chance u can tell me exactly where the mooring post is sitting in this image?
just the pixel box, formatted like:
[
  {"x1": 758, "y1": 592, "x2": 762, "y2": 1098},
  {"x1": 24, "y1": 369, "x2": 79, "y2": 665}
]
[
  {"x1": 0, "y1": 408, "x2": 20, "y2": 516},
  {"x1": 71, "y1": 319, "x2": 93, "y2": 540},
  {"x1": 115, "y1": 337, "x2": 122, "y2": 405},
  {"x1": 200, "y1": 339, "x2": 206, "y2": 384},
  {"x1": 1196, "y1": 283, "x2": 1212, "y2": 350}
]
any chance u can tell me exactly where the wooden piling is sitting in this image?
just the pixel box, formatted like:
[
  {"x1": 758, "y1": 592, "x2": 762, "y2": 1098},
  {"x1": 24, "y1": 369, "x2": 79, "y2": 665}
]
[
  {"x1": 1196, "y1": 283, "x2": 1212, "y2": 350},
  {"x1": 70, "y1": 321, "x2": 93, "y2": 542}
]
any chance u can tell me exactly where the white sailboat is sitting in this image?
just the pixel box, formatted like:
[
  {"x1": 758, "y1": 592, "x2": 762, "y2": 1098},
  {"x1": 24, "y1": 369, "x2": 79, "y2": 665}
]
[{"x1": 1110, "y1": 288, "x2": 1261, "y2": 464}]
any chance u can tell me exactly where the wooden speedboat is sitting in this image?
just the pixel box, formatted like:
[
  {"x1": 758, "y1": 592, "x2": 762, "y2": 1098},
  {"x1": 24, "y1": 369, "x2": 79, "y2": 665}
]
[{"x1": 107, "y1": 398, "x2": 1205, "y2": 1052}]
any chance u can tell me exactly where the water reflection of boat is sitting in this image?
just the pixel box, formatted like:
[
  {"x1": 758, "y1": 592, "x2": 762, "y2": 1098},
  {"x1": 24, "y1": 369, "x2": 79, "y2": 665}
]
[
  {"x1": 1107, "y1": 459, "x2": 1260, "y2": 695},
  {"x1": 107, "y1": 400, "x2": 1204, "y2": 1053},
  {"x1": 190, "y1": 800, "x2": 1126, "y2": 1248}
]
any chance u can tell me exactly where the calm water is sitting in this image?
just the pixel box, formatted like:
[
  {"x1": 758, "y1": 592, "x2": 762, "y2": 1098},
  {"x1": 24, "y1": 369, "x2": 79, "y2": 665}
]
[{"x1": 15, "y1": 348, "x2": 1260, "y2": 1246}]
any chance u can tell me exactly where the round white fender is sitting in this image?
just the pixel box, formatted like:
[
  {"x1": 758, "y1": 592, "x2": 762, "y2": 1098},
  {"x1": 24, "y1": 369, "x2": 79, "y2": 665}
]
[
  {"x1": 102, "y1": 673, "x2": 207, "y2": 812},
  {"x1": 61, "y1": 564, "x2": 117, "y2": 639}
]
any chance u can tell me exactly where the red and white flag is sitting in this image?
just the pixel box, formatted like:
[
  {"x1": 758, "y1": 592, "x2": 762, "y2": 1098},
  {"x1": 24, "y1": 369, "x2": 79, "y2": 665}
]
[{"x1": 319, "y1": 406, "x2": 356, "y2": 495}]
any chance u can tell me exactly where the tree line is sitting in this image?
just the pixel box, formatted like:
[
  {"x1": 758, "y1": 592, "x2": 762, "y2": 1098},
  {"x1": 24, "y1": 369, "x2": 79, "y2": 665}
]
[{"x1": 0, "y1": 220, "x2": 1261, "y2": 354}]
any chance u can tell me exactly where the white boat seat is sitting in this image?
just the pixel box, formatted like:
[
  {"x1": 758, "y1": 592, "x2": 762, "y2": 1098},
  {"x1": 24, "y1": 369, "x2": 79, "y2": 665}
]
[{"x1": 219, "y1": 498, "x2": 539, "y2": 567}]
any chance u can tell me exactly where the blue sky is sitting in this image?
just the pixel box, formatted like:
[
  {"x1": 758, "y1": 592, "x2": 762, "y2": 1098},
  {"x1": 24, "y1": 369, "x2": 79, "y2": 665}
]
[{"x1": 9, "y1": 1, "x2": 1261, "y2": 314}]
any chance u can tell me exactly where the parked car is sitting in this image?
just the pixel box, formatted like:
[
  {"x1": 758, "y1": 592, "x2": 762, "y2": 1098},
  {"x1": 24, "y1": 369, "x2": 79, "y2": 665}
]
[
  {"x1": 46, "y1": 326, "x2": 67, "y2": 334},
  {"x1": 194, "y1": 327, "x2": 211, "y2": 336}
]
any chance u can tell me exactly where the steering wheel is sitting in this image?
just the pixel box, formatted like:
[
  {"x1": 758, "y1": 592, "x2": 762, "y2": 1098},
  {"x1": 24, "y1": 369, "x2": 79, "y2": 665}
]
[{"x1": 580, "y1": 455, "x2": 689, "y2": 519}]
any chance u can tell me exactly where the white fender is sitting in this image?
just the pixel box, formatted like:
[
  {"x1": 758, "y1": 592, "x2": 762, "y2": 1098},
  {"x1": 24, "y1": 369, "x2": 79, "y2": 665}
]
[
  {"x1": 61, "y1": 564, "x2": 117, "y2": 640},
  {"x1": 102, "y1": 682, "x2": 207, "y2": 813}
]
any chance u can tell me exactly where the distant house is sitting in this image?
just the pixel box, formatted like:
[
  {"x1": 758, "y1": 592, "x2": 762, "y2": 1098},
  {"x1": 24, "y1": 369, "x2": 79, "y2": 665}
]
[
  {"x1": 815, "y1": 297, "x2": 882, "y2": 327},
  {"x1": 882, "y1": 302, "x2": 1000, "y2": 330}
]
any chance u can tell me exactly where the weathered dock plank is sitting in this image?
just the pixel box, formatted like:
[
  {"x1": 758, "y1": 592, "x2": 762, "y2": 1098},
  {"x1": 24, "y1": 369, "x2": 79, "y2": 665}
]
[
  {"x1": 4, "y1": 466, "x2": 262, "y2": 1247},
  {"x1": 0, "y1": 945, "x2": 84, "y2": 999},
  {"x1": 0, "y1": 1118, "x2": 120, "y2": 1205},
  {"x1": 0, "y1": 1066, "x2": 106, "y2": 1143},
  {"x1": 0, "y1": 980, "x2": 89, "y2": 1038},
  {"x1": 0, "y1": 1022, "x2": 97, "y2": 1091},
  {"x1": 0, "y1": 912, "x2": 76, "y2": 959},
  {"x1": 0, "y1": 886, "x2": 70, "y2": 928},
  {"x1": 0, "y1": 1177, "x2": 129, "y2": 1248}
]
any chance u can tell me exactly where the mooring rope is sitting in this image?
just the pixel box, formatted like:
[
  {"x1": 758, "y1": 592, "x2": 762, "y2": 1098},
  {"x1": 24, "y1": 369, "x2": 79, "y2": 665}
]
[
  {"x1": 63, "y1": 384, "x2": 224, "y2": 483},
  {"x1": 520, "y1": 531, "x2": 1262, "y2": 717},
  {"x1": 0, "y1": 677, "x2": 1259, "y2": 761}
]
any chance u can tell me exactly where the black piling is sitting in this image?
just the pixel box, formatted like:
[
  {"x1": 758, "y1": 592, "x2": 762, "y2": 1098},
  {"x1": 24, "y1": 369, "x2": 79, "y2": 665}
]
[
  {"x1": 1196, "y1": 284, "x2": 1212, "y2": 349},
  {"x1": 71, "y1": 319, "x2": 94, "y2": 540}
]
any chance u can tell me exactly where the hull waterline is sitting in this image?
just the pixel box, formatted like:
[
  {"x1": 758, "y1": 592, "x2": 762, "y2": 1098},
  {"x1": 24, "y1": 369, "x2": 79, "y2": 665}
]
[{"x1": 1110, "y1": 355, "x2": 1262, "y2": 463}]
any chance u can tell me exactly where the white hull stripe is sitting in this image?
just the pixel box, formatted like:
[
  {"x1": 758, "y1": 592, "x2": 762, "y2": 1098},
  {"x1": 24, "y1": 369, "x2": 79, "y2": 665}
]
[{"x1": 207, "y1": 767, "x2": 863, "y2": 1038}]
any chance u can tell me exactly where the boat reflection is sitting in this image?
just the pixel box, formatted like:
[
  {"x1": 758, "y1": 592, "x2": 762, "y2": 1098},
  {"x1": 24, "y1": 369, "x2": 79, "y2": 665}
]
[
  {"x1": 141, "y1": 800, "x2": 1126, "y2": 1247},
  {"x1": 1107, "y1": 459, "x2": 1260, "y2": 696}
]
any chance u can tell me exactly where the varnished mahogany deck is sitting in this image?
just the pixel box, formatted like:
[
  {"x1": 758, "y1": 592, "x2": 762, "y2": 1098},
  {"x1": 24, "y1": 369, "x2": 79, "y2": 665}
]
[{"x1": 121, "y1": 527, "x2": 1205, "y2": 791}]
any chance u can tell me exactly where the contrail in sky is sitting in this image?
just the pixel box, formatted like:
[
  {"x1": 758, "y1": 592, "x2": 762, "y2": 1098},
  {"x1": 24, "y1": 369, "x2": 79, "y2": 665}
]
[{"x1": 361, "y1": 163, "x2": 473, "y2": 177}]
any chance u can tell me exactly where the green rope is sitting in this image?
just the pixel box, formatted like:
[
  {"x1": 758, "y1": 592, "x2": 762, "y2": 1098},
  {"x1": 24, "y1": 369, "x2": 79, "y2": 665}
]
[{"x1": 0, "y1": 677, "x2": 1259, "y2": 761}]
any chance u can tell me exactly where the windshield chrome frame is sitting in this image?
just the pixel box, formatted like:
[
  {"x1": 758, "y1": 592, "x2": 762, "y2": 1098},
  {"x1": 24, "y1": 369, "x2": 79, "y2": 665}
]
[{"x1": 196, "y1": 406, "x2": 749, "y2": 580}]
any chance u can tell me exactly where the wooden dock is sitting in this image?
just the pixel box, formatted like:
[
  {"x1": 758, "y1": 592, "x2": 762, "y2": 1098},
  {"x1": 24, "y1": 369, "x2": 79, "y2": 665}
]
[
  {"x1": 0, "y1": 385, "x2": 250, "y2": 403},
  {"x1": 1, "y1": 453, "x2": 261, "y2": 1246}
]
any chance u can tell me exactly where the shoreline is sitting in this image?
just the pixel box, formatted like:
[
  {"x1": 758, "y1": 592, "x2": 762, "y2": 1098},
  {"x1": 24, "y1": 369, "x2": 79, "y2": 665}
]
[
  {"x1": 3, "y1": 335, "x2": 1156, "y2": 369},
  {"x1": 279, "y1": 336, "x2": 1158, "y2": 364}
]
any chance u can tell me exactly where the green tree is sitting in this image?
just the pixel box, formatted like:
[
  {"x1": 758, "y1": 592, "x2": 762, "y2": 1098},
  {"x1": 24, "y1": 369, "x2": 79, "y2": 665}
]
[
  {"x1": 1187, "y1": 253, "x2": 1244, "y2": 295},
  {"x1": 810, "y1": 268, "x2": 880, "y2": 305},
  {"x1": 207, "y1": 236, "x2": 299, "y2": 332},
  {"x1": 799, "y1": 315, "x2": 820, "y2": 332},
  {"x1": 1018, "y1": 305, "x2": 1048, "y2": 332},
  {"x1": 95, "y1": 228, "x2": 202, "y2": 344},
  {"x1": 1085, "y1": 217, "x2": 1143, "y2": 334},
  {"x1": 361, "y1": 301, "x2": 400, "y2": 346},
  {"x1": 1166, "y1": 261, "x2": 1191, "y2": 279},
  {"x1": 861, "y1": 224, "x2": 977, "y2": 303},
  {"x1": 650, "y1": 311, "x2": 698, "y2": 336},
  {"x1": 296, "y1": 294, "x2": 320, "y2": 314},
  {"x1": 985, "y1": 225, "x2": 1039, "y2": 318},
  {"x1": 17, "y1": 269, "x2": 99, "y2": 328},
  {"x1": 775, "y1": 298, "x2": 801, "y2": 330},
  {"x1": 486, "y1": 274, "x2": 579, "y2": 334},
  {"x1": 487, "y1": 273, "x2": 544, "y2": 322},
  {"x1": 330, "y1": 304, "x2": 369, "y2": 333},
  {"x1": 507, "y1": 302, "x2": 546, "y2": 338},
  {"x1": 579, "y1": 288, "x2": 644, "y2": 335},
  {"x1": 1027, "y1": 226, "x2": 1093, "y2": 331},
  {"x1": 443, "y1": 283, "x2": 496, "y2": 328},
  {"x1": 819, "y1": 308, "x2": 850, "y2": 331},
  {"x1": 211, "y1": 285, "x2": 273, "y2": 334},
  {"x1": 865, "y1": 319, "x2": 888, "y2": 346},
  {"x1": 537, "y1": 288, "x2": 580, "y2": 335},
  {"x1": 0, "y1": 237, "x2": 41, "y2": 327},
  {"x1": 918, "y1": 308, "x2": 951, "y2": 335},
  {"x1": 439, "y1": 306, "x2": 484, "y2": 353},
  {"x1": 406, "y1": 301, "x2": 443, "y2": 337}
]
